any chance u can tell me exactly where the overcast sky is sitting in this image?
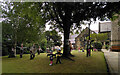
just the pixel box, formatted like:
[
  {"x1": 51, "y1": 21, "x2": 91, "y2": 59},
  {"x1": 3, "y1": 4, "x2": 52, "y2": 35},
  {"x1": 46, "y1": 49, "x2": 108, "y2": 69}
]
[
  {"x1": 45, "y1": 20, "x2": 111, "y2": 42},
  {"x1": 46, "y1": 20, "x2": 100, "y2": 31},
  {"x1": 0, "y1": 1, "x2": 111, "y2": 42},
  {"x1": 45, "y1": 21, "x2": 100, "y2": 42}
]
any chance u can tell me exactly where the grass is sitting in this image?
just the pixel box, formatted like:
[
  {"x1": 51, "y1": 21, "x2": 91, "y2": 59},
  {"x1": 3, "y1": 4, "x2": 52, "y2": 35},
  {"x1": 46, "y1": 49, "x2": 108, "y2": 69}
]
[{"x1": 2, "y1": 50, "x2": 107, "y2": 73}]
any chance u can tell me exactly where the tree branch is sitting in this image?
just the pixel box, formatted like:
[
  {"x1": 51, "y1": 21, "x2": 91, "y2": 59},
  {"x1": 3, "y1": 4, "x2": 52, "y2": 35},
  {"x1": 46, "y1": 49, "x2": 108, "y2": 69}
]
[{"x1": 52, "y1": 3, "x2": 63, "y2": 28}]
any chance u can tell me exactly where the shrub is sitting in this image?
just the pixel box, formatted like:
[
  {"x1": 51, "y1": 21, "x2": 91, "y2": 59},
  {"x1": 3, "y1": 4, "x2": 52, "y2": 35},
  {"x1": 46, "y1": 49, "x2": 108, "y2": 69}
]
[
  {"x1": 41, "y1": 45, "x2": 46, "y2": 51},
  {"x1": 2, "y1": 41, "x2": 13, "y2": 56},
  {"x1": 105, "y1": 45, "x2": 109, "y2": 49},
  {"x1": 93, "y1": 42, "x2": 102, "y2": 51},
  {"x1": 2, "y1": 48, "x2": 9, "y2": 56},
  {"x1": 24, "y1": 50, "x2": 30, "y2": 54}
]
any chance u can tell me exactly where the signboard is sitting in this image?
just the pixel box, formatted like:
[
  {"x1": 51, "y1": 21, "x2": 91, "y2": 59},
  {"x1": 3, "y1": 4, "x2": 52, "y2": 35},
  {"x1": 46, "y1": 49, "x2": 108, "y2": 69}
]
[{"x1": 99, "y1": 22, "x2": 111, "y2": 33}]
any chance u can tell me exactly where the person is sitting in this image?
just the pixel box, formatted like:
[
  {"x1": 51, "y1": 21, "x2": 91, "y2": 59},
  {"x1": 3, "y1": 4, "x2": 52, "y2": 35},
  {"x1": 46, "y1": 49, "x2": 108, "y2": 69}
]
[
  {"x1": 94, "y1": 48, "x2": 97, "y2": 51},
  {"x1": 30, "y1": 47, "x2": 33, "y2": 60},
  {"x1": 30, "y1": 44, "x2": 36, "y2": 60},
  {"x1": 91, "y1": 45, "x2": 93, "y2": 51},
  {"x1": 51, "y1": 47, "x2": 54, "y2": 51},
  {"x1": 55, "y1": 46, "x2": 61, "y2": 52},
  {"x1": 46, "y1": 47, "x2": 49, "y2": 53},
  {"x1": 69, "y1": 41, "x2": 73, "y2": 52},
  {"x1": 47, "y1": 50, "x2": 55, "y2": 66},
  {"x1": 8, "y1": 47, "x2": 15, "y2": 58},
  {"x1": 8, "y1": 42, "x2": 14, "y2": 58},
  {"x1": 17, "y1": 43, "x2": 27, "y2": 58},
  {"x1": 39, "y1": 46, "x2": 44, "y2": 53},
  {"x1": 78, "y1": 47, "x2": 81, "y2": 52},
  {"x1": 56, "y1": 49, "x2": 62, "y2": 64},
  {"x1": 82, "y1": 47, "x2": 84, "y2": 52},
  {"x1": 12, "y1": 47, "x2": 15, "y2": 57},
  {"x1": 86, "y1": 40, "x2": 91, "y2": 57},
  {"x1": 80, "y1": 47, "x2": 82, "y2": 52},
  {"x1": 37, "y1": 46, "x2": 41, "y2": 55}
]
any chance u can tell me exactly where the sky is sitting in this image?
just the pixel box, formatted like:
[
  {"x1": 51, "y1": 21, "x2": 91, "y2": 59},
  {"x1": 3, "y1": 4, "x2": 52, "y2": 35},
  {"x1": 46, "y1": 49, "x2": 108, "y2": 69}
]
[
  {"x1": 0, "y1": 1, "x2": 111, "y2": 42},
  {"x1": 45, "y1": 21, "x2": 99, "y2": 42},
  {"x1": 0, "y1": 12, "x2": 111, "y2": 42},
  {"x1": 46, "y1": 21, "x2": 99, "y2": 31},
  {"x1": 45, "y1": 20, "x2": 100, "y2": 34},
  {"x1": 45, "y1": 20, "x2": 111, "y2": 42}
]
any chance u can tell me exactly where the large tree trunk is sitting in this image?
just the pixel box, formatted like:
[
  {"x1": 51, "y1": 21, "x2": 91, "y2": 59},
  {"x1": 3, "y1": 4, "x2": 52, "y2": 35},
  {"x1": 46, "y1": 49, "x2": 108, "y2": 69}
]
[
  {"x1": 62, "y1": 23, "x2": 73, "y2": 57},
  {"x1": 63, "y1": 28, "x2": 70, "y2": 57}
]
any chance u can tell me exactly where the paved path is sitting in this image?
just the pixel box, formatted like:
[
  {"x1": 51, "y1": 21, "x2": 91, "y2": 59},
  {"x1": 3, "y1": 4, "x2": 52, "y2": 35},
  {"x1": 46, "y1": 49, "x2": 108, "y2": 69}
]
[{"x1": 101, "y1": 49, "x2": 120, "y2": 75}]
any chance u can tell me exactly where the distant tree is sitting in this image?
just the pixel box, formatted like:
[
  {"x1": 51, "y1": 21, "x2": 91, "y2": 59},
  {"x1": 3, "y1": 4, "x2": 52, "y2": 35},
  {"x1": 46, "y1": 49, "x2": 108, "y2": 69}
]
[
  {"x1": 41, "y1": 2, "x2": 120, "y2": 57},
  {"x1": 3, "y1": 2, "x2": 120, "y2": 58},
  {"x1": 111, "y1": 13, "x2": 120, "y2": 26},
  {"x1": 45, "y1": 30, "x2": 62, "y2": 48},
  {"x1": 2, "y1": 2, "x2": 46, "y2": 55},
  {"x1": 89, "y1": 33, "x2": 108, "y2": 42}
]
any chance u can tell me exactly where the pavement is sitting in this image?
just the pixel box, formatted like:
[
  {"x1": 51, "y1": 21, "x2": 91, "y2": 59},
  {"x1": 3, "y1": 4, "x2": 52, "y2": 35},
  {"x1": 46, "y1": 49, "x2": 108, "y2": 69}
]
[{"x1": 101, "y1": 49, "x2": 120, "y2": 75}]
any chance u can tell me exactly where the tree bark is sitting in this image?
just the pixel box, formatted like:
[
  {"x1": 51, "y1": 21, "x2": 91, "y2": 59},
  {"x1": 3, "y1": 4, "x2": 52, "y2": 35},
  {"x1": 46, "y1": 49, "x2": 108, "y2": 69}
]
[
  {"x1": 62, "y1": 22, "x2": 72, "y2": 57},
  {"x1": 63, "y1": 29, "x2": 70, "y2": 57}
]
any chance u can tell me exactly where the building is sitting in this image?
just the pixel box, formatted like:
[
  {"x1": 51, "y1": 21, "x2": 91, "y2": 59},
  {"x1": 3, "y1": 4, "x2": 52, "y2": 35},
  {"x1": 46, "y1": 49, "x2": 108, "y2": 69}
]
[
  {"x1": 69, "y1": 34, "x2": 78, "y2": 49},
  {"x1": 99, "y1": 21, "x2": 111, "y2": 46},
  {"x1": 75, "y1": 27, "x2": 96, "y2": 49},
  {"x1": 111, "y1": 14, "x2": 120, "y2": 51},
  {"x1": 99, "y1": 15, "x2": 120, "y2": 51}
]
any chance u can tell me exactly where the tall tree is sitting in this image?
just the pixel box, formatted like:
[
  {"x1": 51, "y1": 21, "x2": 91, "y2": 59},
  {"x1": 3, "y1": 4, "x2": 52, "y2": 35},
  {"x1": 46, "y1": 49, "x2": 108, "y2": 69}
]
[
  {"x1": 2, "y1": 2, "x2": 46, "y2": 56},
  {"x1": 87, "y1": 33, "x2": 108, "y2": 42},
  {"x1": 42, "y1": 2, "x2": 120, "y2": 57},
  {"x1": 6, "y1": 2, "x2": 120, "y2": 58},
  {"x1": 45, "y1": 30, "x2": 62, "y2": 48}
]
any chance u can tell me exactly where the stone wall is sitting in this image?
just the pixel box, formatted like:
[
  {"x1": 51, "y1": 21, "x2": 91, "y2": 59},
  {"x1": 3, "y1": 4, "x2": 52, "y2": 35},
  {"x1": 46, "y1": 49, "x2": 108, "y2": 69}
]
[{"x1": 75, "y1": 27, "x2": 95, "y2": 49}]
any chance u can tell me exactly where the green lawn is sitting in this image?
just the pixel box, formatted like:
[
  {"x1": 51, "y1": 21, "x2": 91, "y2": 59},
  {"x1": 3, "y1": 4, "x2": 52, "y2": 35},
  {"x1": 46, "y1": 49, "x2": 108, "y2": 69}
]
[{"x1": 2, "y1": 50, "x2": 107, "y2": 73}]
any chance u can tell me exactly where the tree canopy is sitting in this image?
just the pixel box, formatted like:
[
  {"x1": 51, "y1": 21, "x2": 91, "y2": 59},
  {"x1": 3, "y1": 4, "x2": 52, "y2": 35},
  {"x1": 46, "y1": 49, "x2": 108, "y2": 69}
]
[
  {"x1": 41, "y1": 2, "x2": 120, "y2": 57},
  {"x1": 2, "y1": 2, "x2": 120, "y2": 57},
  {"x1": 45, "y1": 30, "x2": 62, "y2": 48},
  {"x1": 2, "y1": 2, "x2": 47, "y2": 55},
  {"x1": 87, "y1": 33, "x2": 108, "y2": 42},
  {"x1": 2, "y1": 2, "x2": 46, "y2": 44}
]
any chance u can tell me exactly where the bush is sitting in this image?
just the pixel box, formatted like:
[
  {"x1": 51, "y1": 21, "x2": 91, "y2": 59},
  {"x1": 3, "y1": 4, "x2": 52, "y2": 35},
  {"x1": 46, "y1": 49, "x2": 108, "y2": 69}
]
[
  {"x1": 2, "y1": 48, "x2": 9, "y2": 56},
  {"x1": 2, "y1": 41, "x2": 13, "y2": 56},
  {"x1": 41, "y1": 45, "x2": 46, "y2": 51},
  {"x1": 105, "y1": 45, "x2": 109, "y2": 49},
  {"x1": 24, "y1": 50, "x2": 30, "y2": 54},
  {"x1": 93, "y1": 42, "x2": 102, "y2": 51}
]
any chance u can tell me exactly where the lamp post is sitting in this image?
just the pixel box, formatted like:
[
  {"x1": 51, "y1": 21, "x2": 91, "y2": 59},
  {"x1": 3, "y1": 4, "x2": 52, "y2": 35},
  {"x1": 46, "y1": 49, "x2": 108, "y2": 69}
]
[
  {"x1": 86, "y1": 21, "x2": 91, "y2": 57},
  {"x1": 83, "y1": 35, "x2": 86, "y2": 49},
  {"x1": 88, "y1": 21, "x2": 91, "y2": 41}
]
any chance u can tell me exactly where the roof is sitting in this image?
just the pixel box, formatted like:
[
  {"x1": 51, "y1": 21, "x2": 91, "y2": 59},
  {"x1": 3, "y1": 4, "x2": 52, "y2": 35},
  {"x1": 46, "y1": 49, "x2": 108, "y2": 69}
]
[
  {"x1": 69, "y1": 34, "x2": 78, "y2": 43},
  {"x1": 69, "y1": 27, "x2": 96, "y2": 43},
  {"x1": 75, "y1": 27, "x2": 95, "y2": 39}
]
